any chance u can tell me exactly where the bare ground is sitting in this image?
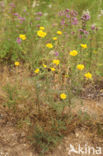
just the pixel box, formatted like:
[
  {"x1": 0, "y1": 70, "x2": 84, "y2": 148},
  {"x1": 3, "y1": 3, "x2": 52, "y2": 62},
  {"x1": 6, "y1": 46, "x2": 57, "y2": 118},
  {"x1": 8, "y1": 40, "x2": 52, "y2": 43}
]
[{"x1": 0, "y1": 66, "x2": 103, "y2": 156}]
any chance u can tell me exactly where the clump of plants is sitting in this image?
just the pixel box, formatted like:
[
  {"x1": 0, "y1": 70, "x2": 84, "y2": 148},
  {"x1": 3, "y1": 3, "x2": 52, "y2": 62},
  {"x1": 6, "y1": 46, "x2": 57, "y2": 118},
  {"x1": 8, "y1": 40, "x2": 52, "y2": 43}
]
[{"x1": 1, "y1": 0, "x2": 103, "y2": 155}]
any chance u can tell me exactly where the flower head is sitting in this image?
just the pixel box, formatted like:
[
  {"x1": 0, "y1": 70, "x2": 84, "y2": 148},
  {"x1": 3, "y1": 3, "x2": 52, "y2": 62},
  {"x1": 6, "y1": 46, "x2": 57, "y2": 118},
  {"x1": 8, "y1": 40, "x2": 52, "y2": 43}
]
[
  {"x1": 50, "y1": 67, "x2": 55, "y2": 71},
  {"x1": 46, "y1": 43, "x2": 53, "y2": 48},
  {"x1": 76, "y1": 64, "x2": 84, "y2": 71},
  {"x1": 42, "y1": 64, "x2": 47, "y2": 68},
  {"x1": 72, "y1": 17, "x2": 78, "y2": 25},
  {"x1": 37, "y1": 30, "x2": 47, "y2": 38},
  {"x1": 84, "y1": 72, "x2": 92, "y2": 79},
  {"x1": 36, "y1": 12, "x2": 42, "y2": 16},
  {"x1": 52, "y1": 59, "x2": 60, "y2": 65},
  {"x1": 52, "y1": 37, "x2": 57, "y2": 40},
  {"x1": 16, "y1": 37, "x2": 21, "y2": 44},
  {"x1": 57, "y1": 31, "x2": 62, "y2": 35},
  {"x1": 55, "y1": 51, "x2": 59, "y2": 56},
  {"x1": 40, "y1": 26, "x2": 45, "y2": 30},
  {"x1": 19, "y1": 34, "x2": 26, "y2": 40},
  {"x1": 60, "y1": 93, "x2": 67, "y2": 100},
  {"x1": 34, "y1": 68, "x2": 40, "y2": 74},
  {"x1": 65, "y1": 74, "x2": 69, "y2": 78},
  {"x1": 81, "y1": 13, "x2": 90, "y2": 21},
  {"x1": 69, "y1": 50, "x2": 78, "y2": 56},
  {"x1": 15, "y1": 61, "x2": 20, "y2": 66},
  {"x1": 91, "y1": 24, "x2": 96, "y2": 30},
  {"x1": 80, "y1": 44, "x2": 87, "y2": 49}
]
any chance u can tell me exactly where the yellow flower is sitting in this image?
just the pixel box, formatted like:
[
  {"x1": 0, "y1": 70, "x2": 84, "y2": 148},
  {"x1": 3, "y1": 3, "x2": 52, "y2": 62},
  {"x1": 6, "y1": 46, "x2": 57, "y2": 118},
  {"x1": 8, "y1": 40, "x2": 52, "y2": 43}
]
[
  {"x1": 37, "y1": 30, "x2": 47, "y2": 38},
  {"x1": 52, "y1": 59, "x2": 60, "y2": 65},
  {"x1": 34, "y1": 68, "x2": 40, "y2": 74},
  {"x1": 80, "y1": 44, "x2": 87, "y2": 49},
  {"x1": 97, "y1": 64, "x2": 103, "y2": 66},
  {"x1": 65, "y1": 74, "x2": 69, "y2": 78},
  {"x1": 50, "y1": 67, "x2": 55, "y2": 71},
  {"x1": 15, "y1": 61, "x2": 20, "y2": 66},
  {"x1": 69, "y1": 50, "x2": 78, "y2": 56},
  {"x1": 46, "y1": 43, "x2": 53, "y2": 48},
  {"x1": 42, "y1": 64, "x2": 47, "y2": 68},
  {"x1": 76, "y1": 64, "x2": 84, "y2": 71},
  {"x1": 40, "y1": 26, "x2": 45, "y2": 30},
  {"x1": 52, "y1": 37, "x2": 57, "y2": 40},
  {"x1": 60, "y1": 93, "x2": 67, "y2": 100},
  {"x1": 57, "y1": 31, "x2": 62, "y2": 35},
  {"x1": 93, "y1": 50, "x2": 97, "y2": 54},
  {"x1": 19, "y1": 34, "x2": 26, "y2": 40},
  {"x1": 84, "y1": 72, "x2": 92, "y2": 79}
]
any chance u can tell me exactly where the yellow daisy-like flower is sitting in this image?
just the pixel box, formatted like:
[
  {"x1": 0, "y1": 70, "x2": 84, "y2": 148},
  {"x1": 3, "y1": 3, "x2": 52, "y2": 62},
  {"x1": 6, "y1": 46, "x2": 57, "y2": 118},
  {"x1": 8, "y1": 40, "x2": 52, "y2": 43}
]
[
  {"x1": 57, "y1": 31, "x2": 62, "y2": 35},
  {"x1": 84, "y1": 72, "x2": 92, "y2": 79},
  {"x1": 76, "y1": 64, "x2": 84, "y2": 71},
  {"x1": 60, "y1": 93, "x2": 67, "y2": 100},
  {"x1": 46, "y1": 43, "x2": 53, "y2": 48},
  {"x1": 40, "y1": 26, "x2": 45, "y2": 30},
  {"x1": 65, "y1": 74, "x2": 69, "y2": 78},
  {"x1": 42, "y1": 64, "x2": 47, "y2": 68},
  {"x1": 19, "y1": 34, "x2": 26, "y2": 40},
  {"x1": 50, "y1": 67, "x2": 55, "y2": 71},
  {"x1": 52, "y1": 37, "x2": 57, "y2": 41},
  {"x1": 69, "y1": 50, "x2": 78, "y2": 56},
  {"x1": 80, "y1": 44, "x2": 87, "y2": 49},
  {"x1": 15, "y1": 61, "x2": 20, "y2": 66},
  {"x1": 34, "y1": 68, "x2": 40, "y2": 74},
  {"x1": 93, "y1": 50, "x2": 97, "y2": 54},
  {"x1": 52, "y1": 59, "x2": 60, "y2": 65},
  {"x1": 37, "y1": 30, "x2": 47, "y2": 38}
]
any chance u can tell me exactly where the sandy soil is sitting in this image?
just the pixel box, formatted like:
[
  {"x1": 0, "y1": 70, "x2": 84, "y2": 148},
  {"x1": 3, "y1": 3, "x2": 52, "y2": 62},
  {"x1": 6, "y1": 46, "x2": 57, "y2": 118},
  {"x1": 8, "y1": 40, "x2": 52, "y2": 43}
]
[{"x1": 0, "y1": 66, "x2": 103, "y2": 156}]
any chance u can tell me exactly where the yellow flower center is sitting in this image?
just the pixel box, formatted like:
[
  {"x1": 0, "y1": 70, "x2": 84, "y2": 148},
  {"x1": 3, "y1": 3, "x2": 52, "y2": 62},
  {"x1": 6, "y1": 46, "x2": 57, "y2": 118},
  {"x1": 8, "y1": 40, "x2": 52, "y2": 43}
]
[
  {"x1": 84, "y1": 72, "x2": 92, "y2": 79},
  {"x1": 69, "y1": 50, "x2": 78, "y2": 56},
  {"x1": 76, "y1": 64, "x2": 84, "y2": 70},
  {"x1": 15, "y1": 61, "x2": 20, "y2": 66},
  {"x1": 19, "y1": 34, "x2": 26, "y2": 40},
  {"x1": 46, "y1": 43, "x2": 53, "y2": 48},
  {"x1": 34, "y1": 68, "x2": 40, "y2": 73},
  {"x1": 60, "y1": 93, "x2": 67, "y2": 100},
  {"x1": 52, "y1": 59, "x2": 60, "y2": 65},
  {"x1": 80, "y1": 44, "x2": 87, "y2": 49}
]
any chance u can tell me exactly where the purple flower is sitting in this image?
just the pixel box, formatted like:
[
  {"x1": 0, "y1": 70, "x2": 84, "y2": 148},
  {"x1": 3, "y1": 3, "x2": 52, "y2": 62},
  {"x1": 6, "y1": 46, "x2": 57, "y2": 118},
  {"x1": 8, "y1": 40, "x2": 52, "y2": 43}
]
[
  {"x1": 35, "y1": 17, "x2": 40, "y2": 20},
  {"x1": 71, "y1": 31, "x2": 75, "y2": 35},
  {"x1": 16, "y1": 38, "x2": 21, "y2": 44},
  {"x1": 91, "y1": 24, "x2": 96, "y2": 30},
  {"x1": 79, "y1": 29, "x2": 84, "y2": 32},
  {"x1": 18, "y1": 16, "x2": 25, "y2": 21},
  {"x1": 36, "y1": 24, "x2": 40, "y2": 28},
  {"x1": 65, "y1": 9, "x2": 69, "y2": 13},
  {"x1": 66, "y1": 14, "x2": 70, "y2": 18},
  {"x1": 79, "y1": 35, "x2": 82, "y2": 39},
  {"x1": 55, "y1": 52, "x2": 59, "y2": 56},
  {"x1": 52, "y1": 23, "x2": 58, "y2": 27},
  {"x1": 36, "y1": 12, "x2": 42, "y2": 16},
  {"x1": 58, "y1": 11, "x2": 65, "y2": 16},
  {"x1": 79, "y1": 29, "x2": 89, "y2": 36},
  {"x1": 70, "y1": 10, "x2": 78, "y2": 17},
  {"x1": 71, "y1": 17, "x2": 78, "y2": 25},
  {"x1": 9, "y1": 3, "x2": 15, "y2": 8},
  {"x1": 23, "y1": 9, "x2": 26, "y2": 12},
  {"x1": 0, "y1": 1, "x2": 4, "y2": 7},
  {"x1": 84, "y1": 30, "x2": 89, "y2": 35},
  {"x1": 13, "y1": 13, "x2": 19, "y2": 16},
  {"x1": 61, "y1": 19, "x2": 65, "y2": 25},
  {"x1": 81, "y1": 13, "x2": 90, "y2": 21}
]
